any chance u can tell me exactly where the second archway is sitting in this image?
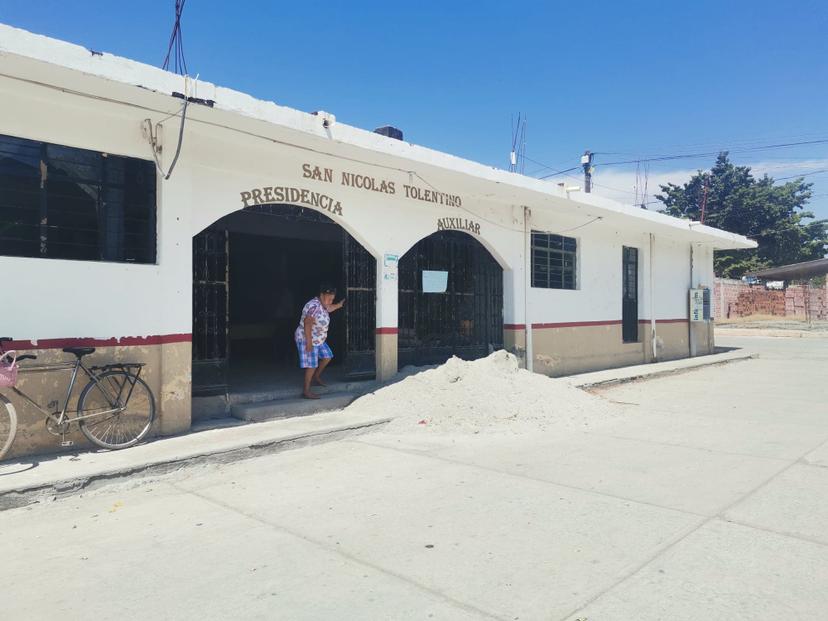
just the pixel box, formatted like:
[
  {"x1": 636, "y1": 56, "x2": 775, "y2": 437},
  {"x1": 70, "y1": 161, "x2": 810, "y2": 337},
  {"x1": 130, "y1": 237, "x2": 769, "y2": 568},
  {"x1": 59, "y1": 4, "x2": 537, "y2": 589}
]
[{"x1": 398, "y1": 230, "x2": 504, "y2": 369}]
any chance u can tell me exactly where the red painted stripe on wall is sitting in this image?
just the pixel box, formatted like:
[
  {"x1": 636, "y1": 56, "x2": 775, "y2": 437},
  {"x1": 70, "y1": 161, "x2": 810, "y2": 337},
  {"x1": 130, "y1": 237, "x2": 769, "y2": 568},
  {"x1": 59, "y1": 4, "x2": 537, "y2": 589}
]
[
  {"x1": 4, "y1": 333, "x2": 192, "y2": 351},
  {"x1": 503, "y1": 324, "x2": 525, "y2": 330},
  {"x1": 375, "y1": 327, "x2": 399, "y2": 335},
  {"x1": 528, "y1": 318, "x2": 689, "y2": 330},
  {"x1": 532, "y1": 320, "x2": 622, "y2": 329}
]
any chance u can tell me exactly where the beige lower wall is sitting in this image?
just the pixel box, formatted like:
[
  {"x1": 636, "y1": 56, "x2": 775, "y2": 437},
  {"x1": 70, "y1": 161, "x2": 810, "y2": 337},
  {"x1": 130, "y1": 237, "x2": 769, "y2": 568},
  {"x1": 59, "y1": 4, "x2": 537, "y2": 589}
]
[
  {"x1": 376, "y1": 332, "x2": 398, "y2": 381},
  {"x1": 4, "y1": 319, "x2": 717, "y2": 459},
  {"x1": 651, "y1": 320, "x2": 714, "y2": 360},
  {"x1": 531, "y1": 323, "x2": 647, "y2": 377},
  {"x1": 3, "y1": 341, "x2": 191, "y2": 461},
  {"x1": 529, "y1": 319, "x2": 713, "y2": 377},
  {"x1": 158, "y1": 341, "x2": 192, "y2": 434},
  {"x1": 690, "y1": 321, "x2": 715, "y2": 356},
  {"x1": 503, "y1": 328, "x2": 526, "y2": 367},
  {"x1": 652, "y1": 321, "x2": 690, "y2": 361}
]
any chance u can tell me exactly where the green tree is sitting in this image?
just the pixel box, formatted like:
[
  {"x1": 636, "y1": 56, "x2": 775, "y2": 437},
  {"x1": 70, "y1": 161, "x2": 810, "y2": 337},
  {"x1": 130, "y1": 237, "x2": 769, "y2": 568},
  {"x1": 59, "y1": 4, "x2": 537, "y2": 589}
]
[{"x1": 657, "y1": 153, "x2": 828, "y2": 278}]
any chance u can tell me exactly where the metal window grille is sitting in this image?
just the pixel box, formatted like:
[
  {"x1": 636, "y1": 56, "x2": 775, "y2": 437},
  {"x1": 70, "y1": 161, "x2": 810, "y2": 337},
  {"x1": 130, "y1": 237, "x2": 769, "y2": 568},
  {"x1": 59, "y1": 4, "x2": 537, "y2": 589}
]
[
  {"x1": 531, "y1": 232, "x2": 577, "y2": 290},
  {"x1": 0, "y1": 133, "x2": 157, "y2": 263}
]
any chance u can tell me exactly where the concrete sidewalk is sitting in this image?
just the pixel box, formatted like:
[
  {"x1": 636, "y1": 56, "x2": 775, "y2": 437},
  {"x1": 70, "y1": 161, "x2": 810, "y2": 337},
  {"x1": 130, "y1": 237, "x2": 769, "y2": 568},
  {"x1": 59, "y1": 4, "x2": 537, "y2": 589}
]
[
  {"x1": 0, "y1": 347, "x2": 751, "y2": 509},
  {"x1": 0, "y1": 410, "x2": 390, "y2": 510},
  {"x1": 569, "y1": 348, "x2": 754, "y2": 388}
]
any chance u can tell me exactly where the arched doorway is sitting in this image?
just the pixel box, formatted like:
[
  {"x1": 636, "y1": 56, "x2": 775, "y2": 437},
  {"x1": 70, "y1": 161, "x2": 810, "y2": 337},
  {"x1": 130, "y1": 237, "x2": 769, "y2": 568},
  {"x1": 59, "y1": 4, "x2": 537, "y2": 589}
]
[
  {"x1": 192, "y1": 204, "x2": 376, "y2": 396},
  {"x1": 398, "y1": 230, "x2": 503, "y2": 369}
]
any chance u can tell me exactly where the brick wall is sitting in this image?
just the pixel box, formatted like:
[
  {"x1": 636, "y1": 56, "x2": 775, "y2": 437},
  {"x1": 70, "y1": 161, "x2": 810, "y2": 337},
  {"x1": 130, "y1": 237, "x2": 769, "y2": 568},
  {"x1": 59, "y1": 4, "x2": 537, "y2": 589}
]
[
  {"x1": 806, "y1": 284, "x2": 827, "y2": 320},
  {"x1": 713, "y1": 279, "x2": 742, "y2": 319},
  {"x1": 713, "y1": 278, "x2": 827, "y2": 319}
]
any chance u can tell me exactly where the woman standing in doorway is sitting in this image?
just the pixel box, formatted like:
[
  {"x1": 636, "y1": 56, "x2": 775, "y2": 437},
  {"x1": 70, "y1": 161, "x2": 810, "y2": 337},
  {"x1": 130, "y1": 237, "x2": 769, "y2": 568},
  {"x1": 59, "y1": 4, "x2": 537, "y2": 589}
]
[{"x1": 295, "y1": 283, "x2": 345, "y2": 399}]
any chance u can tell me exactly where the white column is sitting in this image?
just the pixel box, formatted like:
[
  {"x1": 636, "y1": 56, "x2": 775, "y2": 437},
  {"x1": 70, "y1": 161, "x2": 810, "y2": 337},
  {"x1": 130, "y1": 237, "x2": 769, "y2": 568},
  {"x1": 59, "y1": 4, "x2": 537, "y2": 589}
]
[{"x1": 375, "y1": 253, "x2": 399, "y2": 381}]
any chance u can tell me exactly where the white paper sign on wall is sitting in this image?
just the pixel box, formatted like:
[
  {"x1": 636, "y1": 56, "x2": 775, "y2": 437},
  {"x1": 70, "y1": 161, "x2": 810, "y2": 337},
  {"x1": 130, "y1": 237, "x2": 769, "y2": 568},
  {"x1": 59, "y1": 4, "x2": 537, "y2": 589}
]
[{"x1": 422, "y1": 270, "x2": 449, "y2": 293}]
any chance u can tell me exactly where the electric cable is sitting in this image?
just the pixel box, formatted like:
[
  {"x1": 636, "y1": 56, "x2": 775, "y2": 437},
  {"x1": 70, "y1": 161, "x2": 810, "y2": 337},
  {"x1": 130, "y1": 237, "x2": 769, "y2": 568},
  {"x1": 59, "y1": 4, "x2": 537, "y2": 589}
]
[
  {"x1": 774, "y1": 169, "x2": 828, "y2": 181},
  {"x1": 537, "y1": 166, "x2": 581, "y2": 179},
  {"x1": 162, "y1": 0, "x2": 188, "y2": 75},
  {"x1": 144, "y1": 77, "x2": 190, "y2": 180},
  {"x1": 596, "y1": 138, "x2": 828, "y2": 167},
  {"x1": 528, "y1": 137, "x2": 828, "y2": 181}
]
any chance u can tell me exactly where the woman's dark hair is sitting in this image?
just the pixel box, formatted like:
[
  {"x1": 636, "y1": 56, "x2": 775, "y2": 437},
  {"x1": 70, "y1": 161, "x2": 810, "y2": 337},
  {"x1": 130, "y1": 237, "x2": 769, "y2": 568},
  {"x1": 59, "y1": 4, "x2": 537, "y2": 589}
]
[{"x1": 319, "y1": 282, "x2": 337, "y2": 295}]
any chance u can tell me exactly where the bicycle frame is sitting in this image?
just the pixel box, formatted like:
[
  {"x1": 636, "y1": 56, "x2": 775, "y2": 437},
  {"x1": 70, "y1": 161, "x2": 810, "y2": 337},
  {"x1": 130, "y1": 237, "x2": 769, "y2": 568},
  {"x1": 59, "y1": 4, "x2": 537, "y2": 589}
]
[{"x1": 7, "y1": 359, "x2": 133, "y2": 425}]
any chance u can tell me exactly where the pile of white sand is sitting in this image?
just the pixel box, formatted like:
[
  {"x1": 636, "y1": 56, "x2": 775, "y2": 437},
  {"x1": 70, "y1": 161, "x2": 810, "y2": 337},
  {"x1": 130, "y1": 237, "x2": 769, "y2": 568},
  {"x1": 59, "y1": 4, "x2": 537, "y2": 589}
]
[{"x1": 347, "y1": 350, "x2": 618, "y2": 435}]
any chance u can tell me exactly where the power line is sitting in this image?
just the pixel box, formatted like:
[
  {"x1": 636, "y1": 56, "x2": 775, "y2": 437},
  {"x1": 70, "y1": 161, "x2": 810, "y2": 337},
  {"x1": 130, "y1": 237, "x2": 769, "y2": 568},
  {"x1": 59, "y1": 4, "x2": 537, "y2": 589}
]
[
  {"x1": 774, "y1": 169, "x2": 828, "y2": 181},
  {"x1": 528, "y1": 137, "x2": 828, "y2": 182},
  {"x1": 509, "y1": 114, "x2": 528, "y2": 174},
  {"x1": 537, "y1": 166, "x2": 581, "y2": 179},
  {"x1": 590, "y1": 131, "x2": 828, "y2": 158},
  {"x1": 595, "y1": 138, "x2": 828, "y2": 168},
  {"x1": 523, "y1": 155, "x2": 579, "y2": 176},
  {"x1": 162, "y1": 0, "x2": 188, "y2": 75}
]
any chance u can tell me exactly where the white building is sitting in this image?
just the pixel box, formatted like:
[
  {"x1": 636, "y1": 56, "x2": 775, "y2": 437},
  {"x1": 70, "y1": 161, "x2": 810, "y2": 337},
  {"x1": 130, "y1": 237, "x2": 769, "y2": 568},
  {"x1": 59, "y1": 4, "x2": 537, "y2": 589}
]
[{"x1": 0, "y1": 25, "x2": 754, "y2": 458}]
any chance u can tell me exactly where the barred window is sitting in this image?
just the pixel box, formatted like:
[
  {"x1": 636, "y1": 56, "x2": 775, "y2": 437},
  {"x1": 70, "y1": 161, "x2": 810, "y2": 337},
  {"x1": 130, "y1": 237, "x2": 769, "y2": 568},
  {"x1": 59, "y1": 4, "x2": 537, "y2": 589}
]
[
  {"x1": 0, "y1": 134, "x2": 156, "y2": 263},
  {"x1": 531, "y1": 232, "x2": 577, "y2": 289}
]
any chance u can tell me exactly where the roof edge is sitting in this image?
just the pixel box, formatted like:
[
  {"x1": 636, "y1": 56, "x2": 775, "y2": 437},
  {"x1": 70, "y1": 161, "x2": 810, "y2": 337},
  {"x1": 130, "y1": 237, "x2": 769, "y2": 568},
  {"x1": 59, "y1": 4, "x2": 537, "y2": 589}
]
[{"x1": 0, "y1": 23, "x2": 757, "y2": 250}]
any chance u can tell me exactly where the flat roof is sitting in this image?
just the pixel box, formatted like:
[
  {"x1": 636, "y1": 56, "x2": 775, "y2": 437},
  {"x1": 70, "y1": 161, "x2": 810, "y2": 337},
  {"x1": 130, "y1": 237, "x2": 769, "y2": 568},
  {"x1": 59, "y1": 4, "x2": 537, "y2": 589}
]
[{"x1": 0, "y1": 23, "x2": 756, "y2": 250}]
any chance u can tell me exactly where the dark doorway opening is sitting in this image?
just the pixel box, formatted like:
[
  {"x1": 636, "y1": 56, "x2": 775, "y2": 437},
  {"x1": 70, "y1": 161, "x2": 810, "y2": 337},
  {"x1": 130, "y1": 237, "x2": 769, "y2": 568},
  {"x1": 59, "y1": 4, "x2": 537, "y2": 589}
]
[
  {"x1": 398, "y1": 230, "x2": 503, "y2": 369},
  {"x1": 622, "y1": 246, "x2": 639, "y2": 343},
  {"x1": 192, "y1": 205, "x2": 376, "y2": 397}
]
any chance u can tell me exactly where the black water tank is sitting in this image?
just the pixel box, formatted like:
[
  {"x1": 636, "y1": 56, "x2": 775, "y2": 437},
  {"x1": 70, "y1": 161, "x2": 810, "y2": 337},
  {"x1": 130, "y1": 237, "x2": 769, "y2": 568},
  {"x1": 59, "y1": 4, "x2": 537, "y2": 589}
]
[{"x1": 374, "y1": 126, "x2": 404, "y2": 141}]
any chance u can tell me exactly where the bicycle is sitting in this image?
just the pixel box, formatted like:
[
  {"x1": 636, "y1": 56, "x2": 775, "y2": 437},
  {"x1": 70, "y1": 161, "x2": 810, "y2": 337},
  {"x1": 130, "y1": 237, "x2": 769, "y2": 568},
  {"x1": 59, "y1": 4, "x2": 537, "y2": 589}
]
[{"x1": 0, "y1": 337, "x2": 156, "y2": 461}]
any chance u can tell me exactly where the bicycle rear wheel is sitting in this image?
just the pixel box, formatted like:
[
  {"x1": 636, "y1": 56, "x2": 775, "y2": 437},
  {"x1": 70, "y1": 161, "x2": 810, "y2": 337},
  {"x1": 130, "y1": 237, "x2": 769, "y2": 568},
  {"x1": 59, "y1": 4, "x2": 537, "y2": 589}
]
[
  {"x1": 77, "y1": 370, "x2": 155, "y2": 450},
  {"x1": 0, "y1": 395, "x2": 18, "y2": 461}
]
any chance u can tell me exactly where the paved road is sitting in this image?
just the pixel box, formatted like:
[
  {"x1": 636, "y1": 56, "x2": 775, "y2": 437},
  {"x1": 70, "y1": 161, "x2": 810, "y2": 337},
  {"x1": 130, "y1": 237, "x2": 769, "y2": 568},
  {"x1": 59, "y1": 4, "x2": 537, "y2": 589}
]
[{"x1": 3, "y1": 336, "x2": 827, "y2": 620}]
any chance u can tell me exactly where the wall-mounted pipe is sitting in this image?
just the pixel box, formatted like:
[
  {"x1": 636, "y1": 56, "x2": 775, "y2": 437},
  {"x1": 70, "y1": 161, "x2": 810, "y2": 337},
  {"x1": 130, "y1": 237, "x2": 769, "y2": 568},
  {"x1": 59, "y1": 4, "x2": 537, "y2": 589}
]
[
  {"x1": 689, "y1": 243, "x2": 696, "y2": 357},
  {"x1": 523, "y1": 206, "x2": 533, "y2": 372},
  {"x1": 649, "y1": 233, "x2": 657, "y2": 362}
]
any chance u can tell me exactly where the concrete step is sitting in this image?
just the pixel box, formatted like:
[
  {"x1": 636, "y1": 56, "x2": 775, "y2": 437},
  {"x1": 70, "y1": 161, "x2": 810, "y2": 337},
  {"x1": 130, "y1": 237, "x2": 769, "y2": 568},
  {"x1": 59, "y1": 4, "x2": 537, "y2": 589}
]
[
  {"x1": 229, "y1": 379, "x2": 378, "y2": 406},
  {"x1": 231, "y1": 391, "x2": 358, "y2": 422}
]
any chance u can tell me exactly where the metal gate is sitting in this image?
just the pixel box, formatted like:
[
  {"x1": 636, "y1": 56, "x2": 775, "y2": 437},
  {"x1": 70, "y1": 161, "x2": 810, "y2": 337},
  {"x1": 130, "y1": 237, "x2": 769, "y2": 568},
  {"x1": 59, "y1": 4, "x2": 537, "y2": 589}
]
[
  {"x1": 622, "y1": 246, "x2": 639, "y2": 343},
  {"x1": 398, "y1": 231, "x2": 503, "y2": 368},
  {"x1": 343, "y1": 231, "x2": 376, "y2": 377},
  {"x1": 192, "y1": 229, "x2": 229, "y2": 395},
  {"x1": 192, "y1": 206, "x2": 377, "y2": 395}
]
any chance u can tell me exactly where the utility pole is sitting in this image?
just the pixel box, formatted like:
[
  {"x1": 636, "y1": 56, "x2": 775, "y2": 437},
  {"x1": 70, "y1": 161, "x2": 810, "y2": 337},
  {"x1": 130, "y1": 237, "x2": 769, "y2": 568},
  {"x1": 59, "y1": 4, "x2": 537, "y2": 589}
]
[{"x1": 581, "y1": 150, "x2": 594, "y2": 193}]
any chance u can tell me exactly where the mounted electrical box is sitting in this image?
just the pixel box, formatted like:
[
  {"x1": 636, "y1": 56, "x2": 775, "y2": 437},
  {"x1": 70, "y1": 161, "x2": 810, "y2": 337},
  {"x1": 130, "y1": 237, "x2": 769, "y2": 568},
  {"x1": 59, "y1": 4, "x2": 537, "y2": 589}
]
[{"x1": 689, "y1": 288, "x2": 711, "y2": 322}]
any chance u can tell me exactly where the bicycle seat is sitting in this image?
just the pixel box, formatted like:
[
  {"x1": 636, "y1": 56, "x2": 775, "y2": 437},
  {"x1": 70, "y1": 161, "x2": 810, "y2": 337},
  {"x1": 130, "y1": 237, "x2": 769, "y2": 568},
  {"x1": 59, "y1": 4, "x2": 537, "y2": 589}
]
[{"x1": 63, "y1": 347, "x2": 96, "y2": 358}]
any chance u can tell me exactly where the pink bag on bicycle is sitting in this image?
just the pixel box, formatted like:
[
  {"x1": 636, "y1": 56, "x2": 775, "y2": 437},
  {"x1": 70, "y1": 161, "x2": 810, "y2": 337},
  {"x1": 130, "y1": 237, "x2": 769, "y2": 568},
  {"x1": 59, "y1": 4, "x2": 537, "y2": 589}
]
[{"x1": 0, "y1": 351, "x2": 18, "y2": 387}]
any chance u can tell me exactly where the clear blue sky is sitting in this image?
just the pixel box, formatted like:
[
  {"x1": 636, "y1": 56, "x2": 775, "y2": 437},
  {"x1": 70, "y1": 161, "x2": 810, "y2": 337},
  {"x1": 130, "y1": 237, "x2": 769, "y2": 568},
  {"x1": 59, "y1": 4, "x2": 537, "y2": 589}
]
[{"x1": 2, "y1": 0, "x2": 827, "y2": 220}]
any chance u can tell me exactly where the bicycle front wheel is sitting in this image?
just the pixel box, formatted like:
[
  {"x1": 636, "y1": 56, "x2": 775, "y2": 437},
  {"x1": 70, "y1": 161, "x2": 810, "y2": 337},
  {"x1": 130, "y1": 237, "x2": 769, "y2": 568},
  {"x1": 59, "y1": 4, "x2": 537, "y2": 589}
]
[
  {"x1": 77, "y1": 370, "x2": 155, "y2": 450},
  {"x1": 0, "y1": 394, "x2": 18, "y2": 461}
]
